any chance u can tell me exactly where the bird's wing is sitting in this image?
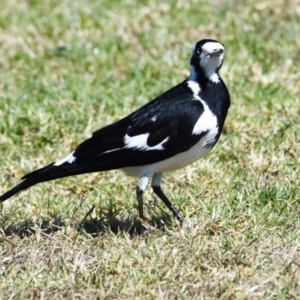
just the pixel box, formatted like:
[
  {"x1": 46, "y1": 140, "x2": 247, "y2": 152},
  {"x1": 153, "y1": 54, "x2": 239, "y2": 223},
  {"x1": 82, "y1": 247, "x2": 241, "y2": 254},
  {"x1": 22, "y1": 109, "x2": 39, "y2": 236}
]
[{"x1": 69, "y1": 98, "x2": 206, "y2": 172}]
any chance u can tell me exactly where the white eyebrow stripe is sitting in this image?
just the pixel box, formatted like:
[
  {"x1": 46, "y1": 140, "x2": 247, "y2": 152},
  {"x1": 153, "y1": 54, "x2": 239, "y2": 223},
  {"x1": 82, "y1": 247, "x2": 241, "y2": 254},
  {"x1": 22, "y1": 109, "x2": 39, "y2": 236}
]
[{"x1": 201, "y1": 42, "x2": 224, "y2": 53}]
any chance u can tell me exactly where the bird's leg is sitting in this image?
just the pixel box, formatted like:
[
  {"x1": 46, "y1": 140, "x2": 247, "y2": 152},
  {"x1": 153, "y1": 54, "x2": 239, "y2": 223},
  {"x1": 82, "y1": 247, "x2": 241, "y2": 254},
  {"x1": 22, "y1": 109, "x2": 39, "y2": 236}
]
[
  {"x1": 136, "y1": 175, "x2": 151, "y2": 220},
  {"x1": 151, "y1": 173, "x2": 184, "y2": 224},
  {"x1": 136, "y1": 187, "x2": 144, "y2": 219}
]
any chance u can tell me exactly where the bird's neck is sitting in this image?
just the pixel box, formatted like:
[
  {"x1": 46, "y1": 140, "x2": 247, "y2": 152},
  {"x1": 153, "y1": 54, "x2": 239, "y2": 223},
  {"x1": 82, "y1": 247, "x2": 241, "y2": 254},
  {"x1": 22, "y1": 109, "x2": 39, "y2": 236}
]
[
  {"x1": 188, "y1": 65, "x2": 219, "y2": 86},
  {"x1": 187, "y1": 65, "x2": 230, "y2": 127}
]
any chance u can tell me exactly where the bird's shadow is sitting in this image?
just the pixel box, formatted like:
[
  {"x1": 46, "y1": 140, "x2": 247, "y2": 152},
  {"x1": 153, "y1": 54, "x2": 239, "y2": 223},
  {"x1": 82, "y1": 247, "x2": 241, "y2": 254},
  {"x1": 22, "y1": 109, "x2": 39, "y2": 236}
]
[{"x1": 1, "y1": 203, "x2": 173, "y2": 238}]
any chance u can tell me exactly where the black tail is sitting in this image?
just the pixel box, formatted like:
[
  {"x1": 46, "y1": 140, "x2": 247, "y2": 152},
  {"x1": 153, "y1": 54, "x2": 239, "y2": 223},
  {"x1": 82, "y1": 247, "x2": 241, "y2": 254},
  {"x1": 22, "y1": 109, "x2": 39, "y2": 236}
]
[
  {"x1": 0, "y1": 149, "x2": 131, "y2": 203},
  {"x1": 0, "y1": 181, "x2": 32, "y2": 202},
  {"x1": 0, "y1": 162, "x2": 82, "y2": 203}
]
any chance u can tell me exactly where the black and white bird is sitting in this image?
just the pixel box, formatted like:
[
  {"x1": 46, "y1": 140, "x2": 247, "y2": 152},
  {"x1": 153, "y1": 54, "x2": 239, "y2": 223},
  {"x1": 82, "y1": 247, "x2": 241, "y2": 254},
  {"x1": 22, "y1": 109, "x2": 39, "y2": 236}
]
[{"x1": 0, "y1": 39, "x2": 230, "y2": 226}]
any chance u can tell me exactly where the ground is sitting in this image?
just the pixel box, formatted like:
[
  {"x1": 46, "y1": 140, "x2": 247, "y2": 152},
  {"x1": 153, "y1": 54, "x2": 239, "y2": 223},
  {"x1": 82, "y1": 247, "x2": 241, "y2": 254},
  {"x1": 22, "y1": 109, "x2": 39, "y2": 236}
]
[{"x1": 0, "y1": 0, "x2": 300, "y2": 299}]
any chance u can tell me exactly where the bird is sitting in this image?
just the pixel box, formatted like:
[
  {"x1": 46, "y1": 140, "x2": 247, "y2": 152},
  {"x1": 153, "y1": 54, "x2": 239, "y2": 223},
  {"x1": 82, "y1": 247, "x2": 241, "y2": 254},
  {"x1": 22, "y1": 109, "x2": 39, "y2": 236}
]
[{"x1": 0, "y1": 39, "x2": 230, "y2": 228}]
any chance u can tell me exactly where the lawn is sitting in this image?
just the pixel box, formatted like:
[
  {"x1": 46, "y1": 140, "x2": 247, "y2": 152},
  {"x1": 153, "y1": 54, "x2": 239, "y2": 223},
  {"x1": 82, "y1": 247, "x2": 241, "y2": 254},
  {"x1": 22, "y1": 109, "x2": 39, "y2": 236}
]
[{"x1": 0, "y1": 0, "x2": 300, "y2": 298}]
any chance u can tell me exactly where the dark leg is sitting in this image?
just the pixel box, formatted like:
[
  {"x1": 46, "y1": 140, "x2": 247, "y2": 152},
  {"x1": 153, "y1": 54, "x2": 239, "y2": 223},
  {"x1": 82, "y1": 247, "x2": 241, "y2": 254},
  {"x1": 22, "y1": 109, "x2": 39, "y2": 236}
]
[
  {"x1": 152, "y1": 186, "x2": 184, "y2": 224},
  {"x1": 152, "y1": 173, "x2": 184, "y2": 224},
  {"x1": 136, "y1": 185, "x2": 144, "y2": 219}
]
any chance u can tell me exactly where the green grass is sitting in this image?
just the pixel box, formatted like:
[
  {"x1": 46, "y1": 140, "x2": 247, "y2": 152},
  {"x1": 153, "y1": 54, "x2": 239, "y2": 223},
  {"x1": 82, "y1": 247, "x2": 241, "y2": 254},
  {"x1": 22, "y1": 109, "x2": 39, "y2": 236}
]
[{"x1": 1, "y1": 0, "x2": 300, "y2": 298}]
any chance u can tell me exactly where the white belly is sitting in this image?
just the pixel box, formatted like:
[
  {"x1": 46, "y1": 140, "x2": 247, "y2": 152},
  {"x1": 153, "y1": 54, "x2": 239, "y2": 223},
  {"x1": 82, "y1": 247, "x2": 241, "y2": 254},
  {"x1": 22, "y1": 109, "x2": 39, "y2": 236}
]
[{"x1": 123, "y1": 130, "x2": 217, "y2": 177}]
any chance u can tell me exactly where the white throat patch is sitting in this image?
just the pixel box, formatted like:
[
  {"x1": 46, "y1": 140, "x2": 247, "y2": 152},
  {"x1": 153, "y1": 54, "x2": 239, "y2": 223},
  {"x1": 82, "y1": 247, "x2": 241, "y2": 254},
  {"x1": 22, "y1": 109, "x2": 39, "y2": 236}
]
[{"x1": 200, "y1": 42, "x2": 224, "y2": 83}]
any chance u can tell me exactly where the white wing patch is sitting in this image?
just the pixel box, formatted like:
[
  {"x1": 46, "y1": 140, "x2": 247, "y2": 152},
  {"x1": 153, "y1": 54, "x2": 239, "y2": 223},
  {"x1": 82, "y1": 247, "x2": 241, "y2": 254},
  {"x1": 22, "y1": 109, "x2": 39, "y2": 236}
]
[
  {"x1": 54, "y1": 151, "x2": 76, "y2": 166},
  {"x1": 124, "y1": 133, "x2": 169, "y2": 151},
  {"x1": 101, "y1": 148, "x2": 121, "y2": 154},
  {"x1": 192, "y1": 98, "x2": 219, "y2": 148},
  {"x1": 192, "y1": 101, "x2": 218, "y2": 134},
  {"x1": 187, "y1": 80, "x2": 200, "y2": 95},
  {"x1": 187, "y1": 79, "x2": 219, "y2": 146}
]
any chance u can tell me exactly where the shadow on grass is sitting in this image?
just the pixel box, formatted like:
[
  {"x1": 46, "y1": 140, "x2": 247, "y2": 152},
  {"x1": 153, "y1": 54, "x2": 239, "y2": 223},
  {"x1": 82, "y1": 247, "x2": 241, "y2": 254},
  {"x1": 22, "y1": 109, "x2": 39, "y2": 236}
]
[
  {"x1": 79, "y1": 203, "x2": 172, "y2": 236},
  {"x1": 80, "y1": 211, "x2": 171, "y2": 237},
  {"x1": 1, "y1": 216, "x2": 65, "y2": 238},
  {"x1": 1, "y1": 204, "x2": 173, "y2": 238}
]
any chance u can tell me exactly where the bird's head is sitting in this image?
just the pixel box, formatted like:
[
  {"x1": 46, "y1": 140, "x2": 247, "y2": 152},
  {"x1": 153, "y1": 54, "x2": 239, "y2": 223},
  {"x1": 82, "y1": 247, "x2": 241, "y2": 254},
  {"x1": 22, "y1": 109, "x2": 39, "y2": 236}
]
[{"x1": 189, "y1": 39, "x2": 225, "y2": 81}]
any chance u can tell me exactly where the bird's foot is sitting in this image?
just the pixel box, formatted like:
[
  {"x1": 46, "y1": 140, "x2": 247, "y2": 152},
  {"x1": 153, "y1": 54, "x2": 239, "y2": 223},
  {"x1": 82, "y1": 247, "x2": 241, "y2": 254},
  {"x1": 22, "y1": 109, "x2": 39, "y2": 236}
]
[
  {"x1": 138, "y1": 217, "x2": 157, "y2": 235},
  {"x1": 138, "y1": 224, "x2": 148, "y2": 236}
]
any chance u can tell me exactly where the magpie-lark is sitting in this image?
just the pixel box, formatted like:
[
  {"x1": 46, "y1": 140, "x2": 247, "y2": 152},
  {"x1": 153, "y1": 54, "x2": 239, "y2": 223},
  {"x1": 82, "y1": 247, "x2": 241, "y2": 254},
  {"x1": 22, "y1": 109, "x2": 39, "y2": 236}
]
[{"x1": 0, "y1": 39, "x2": 230, "y2": 226}]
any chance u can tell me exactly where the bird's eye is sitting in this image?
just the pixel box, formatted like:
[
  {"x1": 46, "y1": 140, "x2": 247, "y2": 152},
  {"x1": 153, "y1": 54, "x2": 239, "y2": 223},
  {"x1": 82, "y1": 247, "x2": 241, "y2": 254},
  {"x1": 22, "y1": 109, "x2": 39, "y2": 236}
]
[{"x1": 196, "y1": 47, "x2": 201, "y2": 56}]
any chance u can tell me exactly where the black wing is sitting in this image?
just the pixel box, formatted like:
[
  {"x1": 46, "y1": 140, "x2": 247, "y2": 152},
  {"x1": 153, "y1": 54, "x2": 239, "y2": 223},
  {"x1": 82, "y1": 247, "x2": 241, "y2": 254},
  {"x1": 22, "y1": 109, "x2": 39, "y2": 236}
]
[{"x1": 69, "y1": 82, "x2": 205, "y2": 172}]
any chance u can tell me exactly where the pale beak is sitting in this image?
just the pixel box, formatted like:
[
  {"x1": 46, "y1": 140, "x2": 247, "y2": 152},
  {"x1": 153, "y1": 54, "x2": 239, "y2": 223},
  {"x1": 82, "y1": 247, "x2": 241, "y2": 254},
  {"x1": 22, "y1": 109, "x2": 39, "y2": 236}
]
[{"x1": 210, "y1": 49, "x2": 224, "y2": 57}]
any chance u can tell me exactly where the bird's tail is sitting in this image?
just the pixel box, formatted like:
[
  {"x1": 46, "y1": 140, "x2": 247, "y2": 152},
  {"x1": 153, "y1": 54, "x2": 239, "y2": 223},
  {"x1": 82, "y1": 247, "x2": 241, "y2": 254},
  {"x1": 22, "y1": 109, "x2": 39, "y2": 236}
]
[
  {"x1": 0, "y1": 181, "x2": 31, "y2": 202},
  {"x1": 0, "y1": 162, "x2": 79, "y2": 203}
]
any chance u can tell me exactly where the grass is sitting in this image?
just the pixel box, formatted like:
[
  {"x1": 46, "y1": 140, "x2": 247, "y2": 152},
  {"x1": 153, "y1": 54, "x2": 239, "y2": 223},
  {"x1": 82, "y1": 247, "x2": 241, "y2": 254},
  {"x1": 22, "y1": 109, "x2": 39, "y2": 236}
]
[{"x1": 0, "y1": 0, "x2": 300, "y2": 298}]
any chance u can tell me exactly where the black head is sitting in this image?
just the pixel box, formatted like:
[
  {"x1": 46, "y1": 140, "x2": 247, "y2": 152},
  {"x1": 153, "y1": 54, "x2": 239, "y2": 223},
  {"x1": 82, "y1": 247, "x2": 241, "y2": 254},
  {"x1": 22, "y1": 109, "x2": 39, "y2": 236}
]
[{"x1": 190, "y1": 39, "x2": 225, "y2": 79}]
